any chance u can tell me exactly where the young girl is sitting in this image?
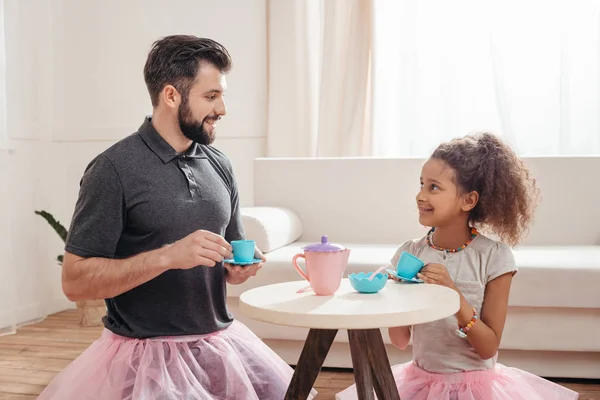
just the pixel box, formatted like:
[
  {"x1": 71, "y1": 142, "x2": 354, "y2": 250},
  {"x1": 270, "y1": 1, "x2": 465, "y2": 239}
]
[{"x1": 337, "y1": 133, "x2": 579, "y2": 400}]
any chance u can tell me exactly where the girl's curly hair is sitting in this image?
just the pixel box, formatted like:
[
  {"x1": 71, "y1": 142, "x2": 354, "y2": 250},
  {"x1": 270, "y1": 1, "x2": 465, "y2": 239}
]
[{"x1": 431, "y1": 133, "x2": 540, "y2": 246}]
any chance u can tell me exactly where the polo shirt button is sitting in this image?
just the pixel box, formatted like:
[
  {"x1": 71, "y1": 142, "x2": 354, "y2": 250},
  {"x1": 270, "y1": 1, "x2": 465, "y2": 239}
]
[{"x1": 187, "y1": 173, "x2": 193, "y2": 179}]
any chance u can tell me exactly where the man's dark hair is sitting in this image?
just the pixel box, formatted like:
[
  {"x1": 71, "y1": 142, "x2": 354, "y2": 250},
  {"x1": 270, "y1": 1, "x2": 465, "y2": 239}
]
[{"x1": 143, "y1": 35, "x2": 232, "y2": 107}]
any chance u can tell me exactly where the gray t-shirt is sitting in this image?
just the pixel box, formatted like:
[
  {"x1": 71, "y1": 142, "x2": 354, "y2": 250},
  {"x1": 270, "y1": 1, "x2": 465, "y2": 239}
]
[
  {"x1": 65, "y1": 117, "x2": 245, "y2": 339},
  {"x1": 390, "y1": 234, "x2": 517, "y2": 373}
]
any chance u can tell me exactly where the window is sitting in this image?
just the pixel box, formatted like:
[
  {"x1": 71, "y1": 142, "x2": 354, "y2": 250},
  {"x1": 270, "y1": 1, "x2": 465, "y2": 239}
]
[{"x1": 372, "y1": 0, "x2": 600, "y2": 157}]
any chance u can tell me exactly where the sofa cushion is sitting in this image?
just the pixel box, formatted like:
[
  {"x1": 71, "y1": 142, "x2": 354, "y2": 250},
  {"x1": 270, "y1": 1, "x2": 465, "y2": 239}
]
[
  {"x1": 227, "y1": 243, "x2": 600, "y2": 309},
  {"x1": 510, "y1": 246, "x2": 600, "y2": 308},
  {"x1": 240, "y1": 207, "x2": 303, "y2": 253}
]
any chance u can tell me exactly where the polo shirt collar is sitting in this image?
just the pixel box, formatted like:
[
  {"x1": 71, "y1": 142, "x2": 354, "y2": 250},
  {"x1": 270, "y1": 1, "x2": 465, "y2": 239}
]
[{"x1": 138, "y1": 116, "x2": 205, "y2": 163}]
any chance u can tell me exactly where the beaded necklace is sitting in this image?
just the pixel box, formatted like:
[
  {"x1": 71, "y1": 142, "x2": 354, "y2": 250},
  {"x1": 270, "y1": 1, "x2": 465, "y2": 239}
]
[{"x1": 426, "y1": 227, "x2": 479, "y2": 253}]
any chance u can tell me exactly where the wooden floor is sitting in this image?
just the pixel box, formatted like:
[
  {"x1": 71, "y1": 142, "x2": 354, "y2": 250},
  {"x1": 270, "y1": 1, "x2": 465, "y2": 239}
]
[{"x1": 0, "y1": 310, "x2": 598, "y2": 399}]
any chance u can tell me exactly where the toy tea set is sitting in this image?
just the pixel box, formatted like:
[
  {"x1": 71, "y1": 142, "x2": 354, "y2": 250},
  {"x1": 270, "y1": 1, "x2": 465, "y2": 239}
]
[
  {"x1": 290, "y1": 235, "x2": 425, "y2": 295},
  {"x1": 226, "y1": 235, "x2": 425, "y2": 295}
]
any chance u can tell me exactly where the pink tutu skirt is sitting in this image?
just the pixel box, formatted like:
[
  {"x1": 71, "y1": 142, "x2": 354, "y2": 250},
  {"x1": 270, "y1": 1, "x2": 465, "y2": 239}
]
[
  {"x1": 336, "y1": 361, "x2": 579, "y2": 400},
  {"x1": 38, "y1": 320, "x2": 316, "y2": 400}
]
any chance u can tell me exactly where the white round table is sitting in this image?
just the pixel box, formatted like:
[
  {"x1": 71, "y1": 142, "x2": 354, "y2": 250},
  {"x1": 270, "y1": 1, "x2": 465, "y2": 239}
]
[{"x1": 239, "y1": 279, "x2": 460, "y2": 400}]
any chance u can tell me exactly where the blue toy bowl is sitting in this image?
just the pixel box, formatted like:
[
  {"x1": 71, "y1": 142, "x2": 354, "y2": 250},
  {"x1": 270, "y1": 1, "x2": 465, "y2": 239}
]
[{"x1": 349, "y1": 272, "x2": 388, "y2": 294}]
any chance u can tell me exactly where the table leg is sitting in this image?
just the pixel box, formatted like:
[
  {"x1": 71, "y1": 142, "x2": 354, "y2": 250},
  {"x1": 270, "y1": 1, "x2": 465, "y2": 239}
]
[
  {"x1": 348, "y1": 330, "x2": 375, "y2": 400},
  {"x1": 284, "y1": 328, "x2": 338, "y2": 400},
  {"x1": 363, "y1": 329, "x2": 401, "y2": 400}
]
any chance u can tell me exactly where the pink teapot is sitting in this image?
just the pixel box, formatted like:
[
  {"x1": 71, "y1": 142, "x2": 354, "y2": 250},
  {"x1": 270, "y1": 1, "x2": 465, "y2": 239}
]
[{"x1": 292, "y1": 235, "x2": 350, "y2": 295}]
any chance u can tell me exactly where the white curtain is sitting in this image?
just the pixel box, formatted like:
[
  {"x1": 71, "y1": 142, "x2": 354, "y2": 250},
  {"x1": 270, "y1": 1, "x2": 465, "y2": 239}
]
[
  {"x1": 0, "y1": 0, "x2": 17, "y2": 336},
  {"x1": 373, "y1": 0, "x2": 600, "y2": 157},
  {"x1": 267, "y1": 0, "x2": 373, "y2": 157}
]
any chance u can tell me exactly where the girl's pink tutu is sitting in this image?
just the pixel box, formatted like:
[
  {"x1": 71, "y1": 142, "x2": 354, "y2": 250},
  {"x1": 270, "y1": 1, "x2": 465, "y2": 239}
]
[
  {"x1": 336, "y1": 361, "x2": 578, "y2": 400},
  {"x1": 38, "y1": 320, "x2": 316, "y2": 400}
]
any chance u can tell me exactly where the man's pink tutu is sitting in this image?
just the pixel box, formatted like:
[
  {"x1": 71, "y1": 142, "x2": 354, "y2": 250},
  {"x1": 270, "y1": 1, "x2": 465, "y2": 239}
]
[
  {"x1": 336, "y1": 361, "x2": 578, "y2": 400},
  {"x1": 38, "y1": 320, "x2": 316, "y2": 400}
]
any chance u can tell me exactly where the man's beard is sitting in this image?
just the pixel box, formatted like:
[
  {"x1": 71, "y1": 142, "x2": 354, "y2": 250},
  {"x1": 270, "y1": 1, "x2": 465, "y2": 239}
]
[{"x1": 178, "y1": 96, "x2": 216, "y2": 145}]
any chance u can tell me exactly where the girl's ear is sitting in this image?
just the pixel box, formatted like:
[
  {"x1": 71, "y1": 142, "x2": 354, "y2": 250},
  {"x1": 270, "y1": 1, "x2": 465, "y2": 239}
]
[{"x1": 461, "y1": 191, "x2": 479, "y2": 212}]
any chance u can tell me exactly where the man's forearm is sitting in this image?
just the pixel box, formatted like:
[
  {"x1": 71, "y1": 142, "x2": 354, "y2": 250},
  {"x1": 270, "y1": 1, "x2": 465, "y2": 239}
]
[{"x1": 62, "y1": 249, "x2": 170, "y2": 301}]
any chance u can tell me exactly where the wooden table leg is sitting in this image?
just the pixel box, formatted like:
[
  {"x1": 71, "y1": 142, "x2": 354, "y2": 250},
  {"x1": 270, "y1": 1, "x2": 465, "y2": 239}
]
[
  {"x1": 363, "y1": 329, "x2": 401, "y2": 400},
  {"x1": 348, "y1": 330, "x2": 375, "y2": 400},
  {"x1": 285, "y1": 328, "x2": 338, "y2": 400}
]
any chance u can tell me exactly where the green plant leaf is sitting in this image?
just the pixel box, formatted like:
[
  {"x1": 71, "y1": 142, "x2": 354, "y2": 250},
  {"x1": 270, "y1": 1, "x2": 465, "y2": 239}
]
[{"x1": 35, "y1": 210, "x2": 68, "y2": 243}]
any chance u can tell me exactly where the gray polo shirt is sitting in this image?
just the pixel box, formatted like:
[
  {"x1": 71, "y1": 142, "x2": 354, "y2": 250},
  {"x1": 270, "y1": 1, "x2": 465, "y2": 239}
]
[{"x1": 65, "y1": 117, "x2": 245, "y2": 339}]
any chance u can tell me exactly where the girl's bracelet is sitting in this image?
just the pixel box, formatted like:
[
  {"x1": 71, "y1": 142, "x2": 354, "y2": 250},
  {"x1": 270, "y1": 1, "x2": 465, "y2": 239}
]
[{"x1": 456, "y1": 307, "x2": 478, "y2": 339}]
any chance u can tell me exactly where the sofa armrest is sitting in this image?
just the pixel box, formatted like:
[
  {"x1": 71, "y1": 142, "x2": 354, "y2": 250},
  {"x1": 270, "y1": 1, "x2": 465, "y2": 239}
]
[{"x1": 240, "y1": 207, "x2": 303, "y2": 253}]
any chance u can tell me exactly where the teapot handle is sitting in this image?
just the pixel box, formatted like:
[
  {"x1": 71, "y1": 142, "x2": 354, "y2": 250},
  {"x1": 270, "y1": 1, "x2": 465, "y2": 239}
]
[{"x1": 292, "y1": 254, "x2": 309, "y2": 281}]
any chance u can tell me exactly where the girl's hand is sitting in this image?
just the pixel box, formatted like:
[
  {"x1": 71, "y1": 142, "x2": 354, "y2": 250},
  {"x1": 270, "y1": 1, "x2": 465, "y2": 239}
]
[
  {"x1": 417, "y1": 263, "x2": 456, "y2": 289},
  {"x1": 254, "y1": 246, "x2": 267, "y2": 263}
]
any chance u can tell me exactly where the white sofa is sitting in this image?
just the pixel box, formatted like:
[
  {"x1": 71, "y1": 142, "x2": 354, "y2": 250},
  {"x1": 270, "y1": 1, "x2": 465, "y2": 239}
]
[{"x1": 227, "y1": 157, "x2": 600, "y2": 379}]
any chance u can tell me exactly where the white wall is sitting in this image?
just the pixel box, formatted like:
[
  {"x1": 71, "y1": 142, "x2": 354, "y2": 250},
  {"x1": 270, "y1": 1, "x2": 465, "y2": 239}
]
[
  {"x1": 3, "y1": 0, "x2": 61, "y2": 326},
  {"x1": 4, "y1": 0, "x2": 267, "y2": 323}
]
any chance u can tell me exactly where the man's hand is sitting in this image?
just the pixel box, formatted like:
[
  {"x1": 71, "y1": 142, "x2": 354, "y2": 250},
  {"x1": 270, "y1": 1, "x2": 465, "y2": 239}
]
[
  {"x1": 162, "y1": 230, "x2": 233, "y2": 269},
  {"x1": 417, "y1": 263, "x2": 456, "y2": 290},
  {"x1": 224, "y1": 246, "x2": 266, "y2": 285}
]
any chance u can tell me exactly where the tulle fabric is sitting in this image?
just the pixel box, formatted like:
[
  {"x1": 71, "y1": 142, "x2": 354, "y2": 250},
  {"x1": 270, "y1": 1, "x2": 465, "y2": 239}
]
[
  {"x1": 336, "y1": 361, "x2": 578, "y2": 400},
  {"x1": 38, "y1": 320, "x2": 316, "y2": 400}
]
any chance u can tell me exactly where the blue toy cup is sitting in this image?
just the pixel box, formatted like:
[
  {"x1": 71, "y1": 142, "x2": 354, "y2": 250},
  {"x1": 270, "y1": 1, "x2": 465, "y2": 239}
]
[
  {"x1": 396, "y1": 252, "x2": 425, "y2": 279},
  {"x1": 231, "y1": 240, "x2": 255, "y2": 263}
]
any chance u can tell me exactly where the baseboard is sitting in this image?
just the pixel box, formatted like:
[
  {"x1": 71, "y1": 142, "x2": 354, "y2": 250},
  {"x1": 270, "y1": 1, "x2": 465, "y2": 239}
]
[
  {"x1": 0, "y1": 296, "x2": 78, "y2": 332},
  {"x1": 497, "y1": 349, "x2": 600, "y2": 379},
  {"x1": 12, "y1": 302, "x2": 45, "y2": 326},
  {"x1": 0, "y1": 310, "x2": 15, "y2": 332}
]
